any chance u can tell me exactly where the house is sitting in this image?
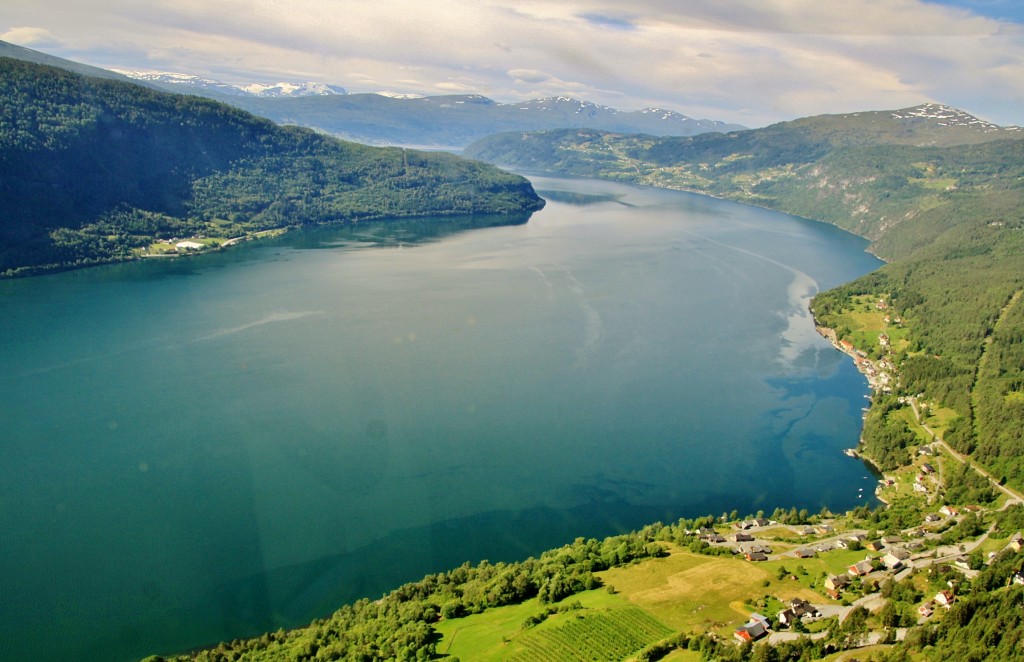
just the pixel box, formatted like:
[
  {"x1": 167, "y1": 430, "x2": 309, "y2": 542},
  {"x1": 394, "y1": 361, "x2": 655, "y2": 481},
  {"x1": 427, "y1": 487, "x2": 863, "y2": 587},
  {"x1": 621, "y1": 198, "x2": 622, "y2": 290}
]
[
  {"x1": 777, "y1": 608, "x2": 798, "y2": 627},
  {"x1": 734, "y1": 614, "x2": 770, "y2": 642},
  {"x1": 748, "y1": 544, "x2": 772, "y2": 555},
  {"x1": 918, "y1": 603, "x2": 934, "y2": 618},
  {"x1": 882, "y1": 535, "x2": 903, "y2": 545},
  {"x1": 789, "y1": 598, "x2": 819, "y2": 618},
  {"x1": 953, "y1": 557, "x2": 971, "y2": 570},
  {"x1": 798, "y1": 526, "x2": 816, "y2": 536},
  {"x1": 924, "y1": 513, "x2": 944, "y2": 523},
  {"x1": 865, "y1": 540, "x2": 886, "y2": 552},
  {"x1": 734, "y1": 532, "x2": 754, "y2": 543},
  {"x1": 706, "y1": 533, "x2": 727, "y2": 543},
  {"x1": 935, "y1": 590, "x2": 955, "y2": 608},
  {"x1": 1009, "y1": 532, "x2": 1024, "y2": 552},
  {"x1": 745, "y1": 551, "x2": 769, "y2": 562},
  {"x1": 882, "y1": 549, "x2": 910, "y2": 570},
  {"x1": 1012, "y1": 572, "x2": 1024, "y2": 586},
  {"x1": 848, "y1": 560, "x2": 874, "y2": 577},
  {"x1": 826, "y1": 588, "x2": 842, "y2": 600},
  {"x1": 939, "y1": 505, "x2": 960, "y2": 517},
  {"x1": 815, "y1": 524, "x2": 835, "y2": 535},
  {"x1": 824, "y1": 574, "x2": 850, "y2": 591},
  {"x1": 793, "y1": 548, "x2": 815, "y2": 559},
  {"x1": 736, "y1": 518, "x2": 769, "y2": 530},
  {"x1": 882, "y1": 555, "x2": 903, "y2": 571},
  {"x1": 921, "y1": 463, "x2": 936, "y2": 474},
  {"x1": 734, "y1": 620, "x2": 768, "y2": 643}
]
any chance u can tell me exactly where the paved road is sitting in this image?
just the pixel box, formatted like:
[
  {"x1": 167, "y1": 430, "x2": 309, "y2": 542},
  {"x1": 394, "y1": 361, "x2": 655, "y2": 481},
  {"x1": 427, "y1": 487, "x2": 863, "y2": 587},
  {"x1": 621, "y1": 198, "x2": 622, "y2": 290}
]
[{"x1": 908, "y1": 398, "x2": 1023, "y2": 508}]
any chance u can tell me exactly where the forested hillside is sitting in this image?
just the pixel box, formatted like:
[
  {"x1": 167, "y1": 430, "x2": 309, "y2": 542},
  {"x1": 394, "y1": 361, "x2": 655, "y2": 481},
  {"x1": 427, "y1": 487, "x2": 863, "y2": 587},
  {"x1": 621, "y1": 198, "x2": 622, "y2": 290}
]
[
  {"x1": 464, "y1": 110, "x2": 1024, "y2": 495},
  {"x1": 0, "y1": 57, "x2": 543, "y2": 276}
]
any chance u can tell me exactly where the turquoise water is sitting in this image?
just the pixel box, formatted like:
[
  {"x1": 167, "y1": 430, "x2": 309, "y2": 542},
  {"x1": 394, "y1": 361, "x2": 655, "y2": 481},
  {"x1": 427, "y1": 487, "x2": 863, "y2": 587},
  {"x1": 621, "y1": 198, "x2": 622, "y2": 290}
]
[{"x1": 0, "y1": 176, "x2": 882, "y2": 661}]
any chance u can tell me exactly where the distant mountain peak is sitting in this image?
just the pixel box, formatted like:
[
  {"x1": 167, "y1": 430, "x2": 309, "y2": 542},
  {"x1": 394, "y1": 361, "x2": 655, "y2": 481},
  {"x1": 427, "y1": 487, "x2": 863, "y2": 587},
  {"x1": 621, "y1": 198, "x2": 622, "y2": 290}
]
[
  {"x1": 111, "y1": 69, "x2": 346, "y2": 98},
  {"x1": 890, "y1": 104, "x2": 1006, "y2": 132},
  {"x1": 111, "y1": 68, "x2": 247, "y2": 95},
  {"x1": 239, "y1": 81, "x2": 347, "y2": 97},
  {"x1": 376, "y1": 90, "x2": 425, "y2": 99}
]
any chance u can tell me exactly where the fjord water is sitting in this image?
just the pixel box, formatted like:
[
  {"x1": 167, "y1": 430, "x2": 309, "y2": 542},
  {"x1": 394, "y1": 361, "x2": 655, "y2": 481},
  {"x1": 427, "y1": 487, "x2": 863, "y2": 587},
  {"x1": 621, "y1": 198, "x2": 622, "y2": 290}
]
[{"x1": 0, "y1": 176, "x2": 882, "y2": 661}]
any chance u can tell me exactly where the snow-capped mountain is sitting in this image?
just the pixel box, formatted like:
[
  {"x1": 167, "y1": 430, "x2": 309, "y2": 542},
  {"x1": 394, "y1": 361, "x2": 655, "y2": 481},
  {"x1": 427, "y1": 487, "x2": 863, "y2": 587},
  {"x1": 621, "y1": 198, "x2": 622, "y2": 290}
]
[
  {"x1": 890, "y1": 103, "x2": 1022, "y2": 133},
  {"x1": 376, "y1": 90, "x2": 426, "y2": 99},
  {"x1": 240, "y1": 81, "x2": 347, "y2": 97},
  {"x1": 109, "y1": 68, "x2": 743, "y2": 146},
  {"x1": 110, "y1": 69, "x2": 249, "y2": 96},
  {"x1": 111, "y1": 69, "x2": 347, "y2": 98}
]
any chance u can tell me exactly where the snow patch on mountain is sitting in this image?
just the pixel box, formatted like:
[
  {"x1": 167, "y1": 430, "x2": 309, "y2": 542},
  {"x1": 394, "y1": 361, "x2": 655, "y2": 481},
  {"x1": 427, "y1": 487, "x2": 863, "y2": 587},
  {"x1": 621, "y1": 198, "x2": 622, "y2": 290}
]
[
  {"x1": 111, "y1": 69, "x2": 247, "y2": 95},
  {"x1": 240, "y1": 82, "x2": 346, "y2": 97},
  {"x1": 891, "y1": 104, "x2": 1007, "y2": 131},
  {"x1": 113, "y1": 69, "x2": 346, "y2": 98},
  {"x1": 377, "y1": 90, "x2": 426, "y2": 99}
]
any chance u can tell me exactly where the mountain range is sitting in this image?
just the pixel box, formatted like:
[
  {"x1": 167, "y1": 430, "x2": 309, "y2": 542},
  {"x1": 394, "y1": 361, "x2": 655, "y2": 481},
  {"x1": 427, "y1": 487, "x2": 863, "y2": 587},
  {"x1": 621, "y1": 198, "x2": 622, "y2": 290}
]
[
  {"x1": 465, "y1": 102, "x2": 1024, "y2": 256},
  {"x1": 112, "y1": 69, "x2": 348, "y2": 98},
  {"x1": 111, "y1": 64, "x2": 748, "y2": 147},
  {"x1": 0, "y1": 40, "x2": 744, "y2": 147}
]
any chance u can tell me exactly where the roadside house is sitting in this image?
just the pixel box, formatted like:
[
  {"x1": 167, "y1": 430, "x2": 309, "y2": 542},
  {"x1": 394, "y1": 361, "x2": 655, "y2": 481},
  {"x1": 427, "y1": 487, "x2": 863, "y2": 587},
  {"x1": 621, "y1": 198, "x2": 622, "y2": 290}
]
[
  {"x1": 824, "y1": 574, "x2": 849, "y2": 591},
  {"x1": 848, "y1": 560, "x2": 874, "y2": 577},
  {"x1": 734, "y1": 613, "x2": 770, "y2": 642}
]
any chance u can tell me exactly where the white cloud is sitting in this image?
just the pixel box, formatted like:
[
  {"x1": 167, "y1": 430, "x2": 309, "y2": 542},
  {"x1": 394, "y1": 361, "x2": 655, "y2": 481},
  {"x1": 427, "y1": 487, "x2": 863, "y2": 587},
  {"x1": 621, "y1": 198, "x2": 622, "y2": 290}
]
[
  {"x1": 2, "y1": 0, "x2": 1022, "y2": 126},
  {"x1": 1, "y1": 26, "x2": 63, "y2": 48},
  {"x1": 508, "y1": 68, "x2": 551, "y2": 84}
]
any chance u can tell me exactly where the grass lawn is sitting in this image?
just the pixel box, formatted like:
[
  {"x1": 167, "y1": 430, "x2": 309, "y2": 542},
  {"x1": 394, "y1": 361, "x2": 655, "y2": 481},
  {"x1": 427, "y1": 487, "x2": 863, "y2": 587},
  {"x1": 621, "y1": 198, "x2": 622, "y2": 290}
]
[
  {"x1": 657, "y1": 649, "x2": 702, "y2": 662},
  {"x1": 598, "y1": 547, "x2": 771, "y2": 636},
  {"x1": 892, "y1": 408, "x2": 933, "y2": 444},
  {"x1": 821, "y1": 644, "x2": 894, "y2": 660}
]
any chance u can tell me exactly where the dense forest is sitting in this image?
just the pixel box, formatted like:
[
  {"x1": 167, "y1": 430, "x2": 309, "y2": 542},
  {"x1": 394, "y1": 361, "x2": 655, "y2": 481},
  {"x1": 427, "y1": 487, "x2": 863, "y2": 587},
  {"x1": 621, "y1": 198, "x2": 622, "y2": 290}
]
[{"x1": 0, "y1": 57, "x2": 544, "y2": 276}]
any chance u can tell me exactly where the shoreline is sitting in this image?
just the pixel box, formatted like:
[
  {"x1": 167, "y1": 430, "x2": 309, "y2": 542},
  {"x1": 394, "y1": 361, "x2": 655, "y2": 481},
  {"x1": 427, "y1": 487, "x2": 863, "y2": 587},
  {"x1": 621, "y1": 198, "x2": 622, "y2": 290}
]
[{"x1": 813, "y1": 320, "x2": 892, "y2": 493}]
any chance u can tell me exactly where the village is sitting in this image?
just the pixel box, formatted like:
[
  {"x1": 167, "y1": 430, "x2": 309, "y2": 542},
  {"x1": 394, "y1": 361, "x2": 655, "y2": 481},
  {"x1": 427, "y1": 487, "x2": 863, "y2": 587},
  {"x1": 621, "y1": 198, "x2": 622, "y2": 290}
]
[
  {"x1": 686, "y1": 501, "x2": 1024, "y2": 649},
  {"x1": 696, "y1": 294, "x2": 1024, "y2": 652}
]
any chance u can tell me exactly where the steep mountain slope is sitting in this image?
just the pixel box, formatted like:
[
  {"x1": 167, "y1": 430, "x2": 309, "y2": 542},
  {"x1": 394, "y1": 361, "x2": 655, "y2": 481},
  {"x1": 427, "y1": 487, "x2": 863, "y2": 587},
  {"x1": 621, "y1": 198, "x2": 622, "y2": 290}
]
[
  {"x1": 465, "y1": 106, "x2": 1023, "y2": 257},
  {"x1": 0, "y1": 57, "x2": 543, "y2": 276},
  {"x1": 0, "y1": 39, "x2": 137, "y2": 84}
]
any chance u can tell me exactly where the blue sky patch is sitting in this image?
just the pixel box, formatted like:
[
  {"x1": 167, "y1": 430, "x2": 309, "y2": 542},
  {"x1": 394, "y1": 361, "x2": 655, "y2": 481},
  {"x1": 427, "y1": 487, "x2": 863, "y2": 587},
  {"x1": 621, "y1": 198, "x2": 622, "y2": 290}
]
[
  {"x1": 579, "y1": 13, "x2": 638, "y2": 30},
  {"x1": 923, "y1": 0, "x2": 1024, "y2": 23}
]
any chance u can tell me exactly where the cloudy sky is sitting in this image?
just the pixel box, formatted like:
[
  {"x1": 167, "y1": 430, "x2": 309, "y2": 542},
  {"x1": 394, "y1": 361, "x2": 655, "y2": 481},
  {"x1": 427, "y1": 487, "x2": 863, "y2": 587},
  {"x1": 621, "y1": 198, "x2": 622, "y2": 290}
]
[{"x1": 3, "y1": 0, "x2": 1023, "y2": 127}]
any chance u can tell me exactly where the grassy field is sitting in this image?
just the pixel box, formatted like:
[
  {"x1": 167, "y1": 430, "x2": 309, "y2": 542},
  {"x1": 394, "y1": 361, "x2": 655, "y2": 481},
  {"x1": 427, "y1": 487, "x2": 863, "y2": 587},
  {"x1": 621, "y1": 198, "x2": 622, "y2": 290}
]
[
  {"x1": 593, "y1": 544, "x2": 854, "y2": 640},
  {"x1": 435, "y1": 588, "x2": 632, "y2": 660},
  {"x1": 504, "y1": 606, "x2": 673, "y2": 661}
]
